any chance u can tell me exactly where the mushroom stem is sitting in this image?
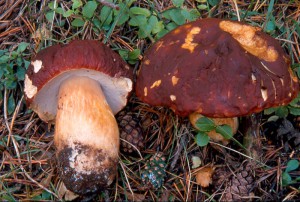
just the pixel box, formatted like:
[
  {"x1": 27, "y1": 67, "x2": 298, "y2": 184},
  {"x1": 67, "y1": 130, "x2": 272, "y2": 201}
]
[
  {"x1": 54, "y1": 76, "x2": 119, "y2": 194},
  {"x1": 242, "y1": 113, "x2": 262, "y2": 160}
]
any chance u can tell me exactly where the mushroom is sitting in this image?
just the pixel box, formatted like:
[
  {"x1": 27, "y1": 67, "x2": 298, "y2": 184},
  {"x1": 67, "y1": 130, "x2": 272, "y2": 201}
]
[
  {"x1": 136, "y1": 18, "x2": 299, "y2": 145},
  {"x1": 24, "y1": 40, "x2": 133, "y2": 194}
]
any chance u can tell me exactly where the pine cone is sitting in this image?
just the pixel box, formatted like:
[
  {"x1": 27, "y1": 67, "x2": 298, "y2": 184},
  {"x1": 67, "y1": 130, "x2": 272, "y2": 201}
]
[
  {"x1": 141, "y1": 152, "x2": 166, "y2": 189},
  {"x1": 213, "y1": 163, "x2": 254, "y2": 201},
  {"x1": 117, "y1": 111, "x2": 144, "y2": 153}
]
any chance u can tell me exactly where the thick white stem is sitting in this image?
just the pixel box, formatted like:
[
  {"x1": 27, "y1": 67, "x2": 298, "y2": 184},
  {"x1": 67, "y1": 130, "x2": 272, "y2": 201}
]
[{"x1": 54, "y1": 76, "x2": 119, "y2": 194}]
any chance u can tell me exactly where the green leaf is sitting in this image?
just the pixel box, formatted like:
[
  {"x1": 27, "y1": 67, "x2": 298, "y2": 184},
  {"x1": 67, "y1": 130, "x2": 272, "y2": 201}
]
[
  {"x1": 55, "y1": 7, "x2": 64, "y2": 15},
  {"x1": 118, "y1": 49, "x2": 129, "y2": 60},
  {"x1": 0, "y1": 55, "x2": 10, "y2": 64},
  {"x1": 45, "y1": 11, "x2": 55, "y2": 22},
  {"x1": 195, "y1": 117, "x2": 215, "y2": 132},
  {"x1": 138, "y1": 24, "x2": 152, "y2": 38},
  {"x1": 72, "y1": 0, "x2": 83, "y2": 9},
  {"x1": 286, "y1": 159, "x2": 299, "y2": 173},
  {"x1": 129, "y1": 7, "x2": 151, "y2": 17},
  {"x1": 100, "y1": 6, "x2": 113, "y2": 25},
  {"x1": 7, "y1": 93, "x2": 15, "y2": 115},
  {"x1": 197, "y1": 4, "x2": 208, "y2": 10},
  {"x1": 266, "y1": 19, "x2": 276, "y2": 32},
  {"x1": 48, "y1": 2, "x2": 58, "y2": 10},
  {"x1": 113, "y1": 3, "x2": 130, "y2": 26},
  {"x1": 264, "y1": 107, "x2": 276, "y2": 115},
  {"x1": 71, "y1": 18, "x2": 85, "y2": 27},
  {"x1": 274, "y1": 106, "x2": 289, "y2": 118},
  {"x1": 16, "y1": 67, "x2": 25, "y2": 81},
  {"x1": 282, "y1": 172, "x2": 292, "y2": 186},
  {"x1": 63, "y1": 10, "x2": 73, "y2": 17},
  {"x1": 152, "y1": 21, "x2": 164, "y2": 34},
  {"x1": 172, "y1": 0, "x2": 184, "y2": 7},
  {"x1": 208, "y1": 0, "x2": 220, "y2": 6},
  {"x1": 148, "y1": 15, "x2": 158, "y2": 27},
  {"x1": 215, "y1": 124, "x2": 233, "y2": 139},
  {"x1": 289, "y1": 107, "x2": 300, "y2": 116},
  {"x1": 82, "y1": 1, "x2": 98, "y2": 19},
  {"x1": 156, "y1": 29, "x2": 169, "y2": 39},
  {"x1": 128, "y1": 49, "x2": 140, "y2": 60},
  {"x1": 129, "y1": 15, "x2": 147, "y2": 26},
  {"x1": 17, "y1": 42, "x2": 29, "y2": 53},
  {"x1": 166, "y1": 22, "x2": 178, "y2": 31},
  {"x1": 169, "y1": 8, "x2": 186, "y2": 25},
  {"x1": 195, "y1": 132, "x2": 210, "y2": 147}
]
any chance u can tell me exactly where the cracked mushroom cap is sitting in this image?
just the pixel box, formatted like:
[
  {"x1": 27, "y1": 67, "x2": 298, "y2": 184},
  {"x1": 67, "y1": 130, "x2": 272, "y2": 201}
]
[
  {"x1": 24, "y1": 40, "x2": 133, "y2": 122},
  {"x1": 136, "y1": 18, "x2": 299, "y2": 118}
]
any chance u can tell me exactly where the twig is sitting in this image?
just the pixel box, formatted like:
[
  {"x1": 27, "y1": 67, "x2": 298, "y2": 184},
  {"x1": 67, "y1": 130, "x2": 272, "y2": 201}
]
[{"x1": 97, "y1": 0, "x2": 119, "y2": 10}]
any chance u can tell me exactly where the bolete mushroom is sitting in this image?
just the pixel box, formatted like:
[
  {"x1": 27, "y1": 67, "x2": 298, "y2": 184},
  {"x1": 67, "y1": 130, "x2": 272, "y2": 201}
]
[
  {"x1": 24, "y1": 40, "x2": 133, "y2": 194},
  {"x1": 136, "y1": 18, "x2": 299, "y2": 144}
]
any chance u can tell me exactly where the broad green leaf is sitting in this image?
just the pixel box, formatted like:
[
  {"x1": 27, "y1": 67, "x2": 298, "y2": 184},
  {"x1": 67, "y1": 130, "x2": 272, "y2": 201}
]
[
  {"x1": 156, "y1": 29, "x2": 169, "y2": 39},
  {"x1": 113, "y1": 3, "x2": 130, "y2": 26},
  {"x1": 166, "y1": 22, "x2": 178, "y2": 31},
  {"x1": 55, "y1": 7, "x2": 64, "y2": 15},
  {"x1": 208, "y1": 0, "x2": 220, "y2": 6},
  {"x1": 195, "y1": 132, "x2": 210, "y2": 147},
  {"x1": 266, "y1": 20, "x2": 276, "y2": 32},
  {"x1": 63, "y1": 10, "x2": 73, "y2": 17},
  {"x1": 129, "y1": 7, "x2": 151, "y2": 17},
  {"x1": 172, "y1": 0, "x2": 184, "y2": 7},
  {"x1": 17, "y1": 42, "x2": 29, "y2": 53},
  {"x1": 195, "y1": 117, "x2": 215, "y2": 132},
  {"x1": 48, "y1": 2, "x2": 58, "y2": 10},
  {"x1": 286, "y1": 159, "x2": 299, "y2": 173},
  {"x1": 16, "y1": 66, "x2": 25, "y2": 81},
  {"x1": 282, "y1": 172, "x2": 292, "y2": 186},
  {"x1": 0, "y1": 55, "x2": 10, "y2": 64},
  {"x1": 100, "y1": 6, "x2": 113, "y2": 25},
  {"x1": 129, "y1": 15, "x2": 147, "y2": 26},
  {"x1": 128, "y1": 49, "x2": 140, "y2": 60},
  {"x1": 289, "y1": 107, "x2": 300, "y2": 116},
  {"x1": 82, "y1": 1, "x2": 97, "y2": 19},
  {"x1": 118, "y1": 49, "x2": 129, "y2": 60},
  {"x1": 148, "y1": 15, "x2": 158, "y2": 27},
  {"x1": 169, "y1": 8, "x2": 186, "y2": 25},
  {"x1": 197, "y1": 4, "x2": 208, "y2": 10},
  {"x1": 275, "y1": 106, "x2": 289, "y2": 118},
  {"x1": 72, "y1": 0, "x2": 83, "y2": 9},
  {"x1": 71, "y1": 18, "x2": 85, "y2": 27},
  {"x1": 264, "y1": 107, "x2": 276, "y2": 115},
  {"x1": 7, "y1": 93, "x2": 15, "y2": 115},
  {"x1": 152, "y1": 21, "x2": 164, "y2": 34},
  {"x1": 187, "y1": 9, "x2": 201, "y2": 21},
  {"x1": 45, "y1": 11, "x2": 55, "y2": 22},
  {"x1": 215, "y1": 124, "x2": 233, "y2": 139},
  {"x1": 138, "y1": 24, "x2": 152, "y2": 38}
]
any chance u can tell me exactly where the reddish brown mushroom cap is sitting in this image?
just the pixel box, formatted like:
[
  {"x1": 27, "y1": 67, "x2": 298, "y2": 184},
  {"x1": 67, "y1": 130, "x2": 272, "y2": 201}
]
[
  {"x1": 24, "y1": 40, "x2": 133, "y2": 122},
  {"x1": 136, "y1": 18, "x2": 299, "y2": 118}
]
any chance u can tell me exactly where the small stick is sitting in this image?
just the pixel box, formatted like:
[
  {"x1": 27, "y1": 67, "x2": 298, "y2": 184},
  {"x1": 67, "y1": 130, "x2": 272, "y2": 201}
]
[{"x1": 97, "y1": 0, "x2": 119, "y2": 10}]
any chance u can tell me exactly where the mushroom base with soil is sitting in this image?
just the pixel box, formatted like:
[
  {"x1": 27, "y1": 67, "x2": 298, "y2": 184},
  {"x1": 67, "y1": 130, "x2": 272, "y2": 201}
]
[{"x1": 54, "y1": 76, "x2": 119, "y2": 194}]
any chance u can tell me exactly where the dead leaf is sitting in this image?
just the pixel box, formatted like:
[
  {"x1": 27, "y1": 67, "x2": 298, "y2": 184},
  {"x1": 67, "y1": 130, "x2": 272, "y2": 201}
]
[
  {"x1": 57, "y1": 181, "x2": 79, "y2": 201},
  {"x1": 195, "y1": 166, "x2": 215, "y2": 187}
]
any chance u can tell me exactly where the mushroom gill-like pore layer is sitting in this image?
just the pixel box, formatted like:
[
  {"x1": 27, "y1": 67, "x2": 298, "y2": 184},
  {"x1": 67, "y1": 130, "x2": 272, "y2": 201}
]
[
  {"x1": 24, "y1": 40, "x2": 133, "y2": 122},
  {"x1": 136, "y1": 18, "x2": 299, "y2": 118}
]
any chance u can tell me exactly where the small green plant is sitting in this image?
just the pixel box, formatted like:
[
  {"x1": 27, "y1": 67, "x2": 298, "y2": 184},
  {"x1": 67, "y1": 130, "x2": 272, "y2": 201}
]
[
  {"x1": 282, "y1": 159, "x2": 300, "y2": 186},
  {"x1": 194, "y1": 116, "x2": 233, "y2": 147},
  {"x1": 0, "y1": 42, "x2": 30, "y2": 113}
]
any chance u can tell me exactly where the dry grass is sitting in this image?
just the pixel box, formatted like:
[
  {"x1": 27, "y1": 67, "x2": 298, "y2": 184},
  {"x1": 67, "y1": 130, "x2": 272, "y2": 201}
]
[{"x1": 1, "y1": 0, "x2": 300, "y2": 201}]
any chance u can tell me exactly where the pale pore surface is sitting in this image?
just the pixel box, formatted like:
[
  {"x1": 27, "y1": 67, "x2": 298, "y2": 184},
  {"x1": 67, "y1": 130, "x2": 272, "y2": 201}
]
[{"x1": 31, "y1": 69, "x2": 132, "y2": 122}]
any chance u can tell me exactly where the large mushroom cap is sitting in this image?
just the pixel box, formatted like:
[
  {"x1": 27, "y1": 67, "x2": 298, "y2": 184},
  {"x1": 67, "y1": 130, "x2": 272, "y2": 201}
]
[
  {"x1": 136, "y1": 18, "x2": 299, "y2": 118},
  {"x1": 24, "y1": 40, "x2": 133, "y2": 122}
]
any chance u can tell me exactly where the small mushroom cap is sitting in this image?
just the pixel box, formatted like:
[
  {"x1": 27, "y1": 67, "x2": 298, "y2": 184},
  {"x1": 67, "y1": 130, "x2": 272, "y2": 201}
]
[
  {"x1": 136, "y1": 18, "x2": 299, "y2": 118},
  {"x1": 24, "y1": 40, "x2": 133, "y2": 122}
]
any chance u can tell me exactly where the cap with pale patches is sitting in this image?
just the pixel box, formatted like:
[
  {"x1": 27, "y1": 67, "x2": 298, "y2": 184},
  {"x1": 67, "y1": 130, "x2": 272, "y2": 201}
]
[
  {"x1": 136, "y1": 18, "x2": 299, "y2": 118},
  {"x1": 24, "y1": 40, "x2": 133, "y2": 122}
]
